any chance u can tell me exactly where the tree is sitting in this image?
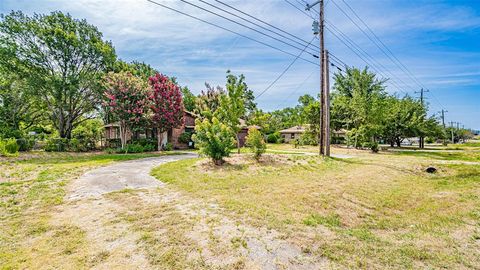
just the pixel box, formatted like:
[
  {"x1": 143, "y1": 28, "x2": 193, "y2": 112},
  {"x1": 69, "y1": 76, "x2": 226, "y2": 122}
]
[
  {"x1": 0, "y1": 72, "x2": 44, "y2": 138},
  {"x1": 104, "y1": 72, "x2": 148, "y2": 149},
  {"x1": 382, "y1": 96, "x2": 424, "y2": 147},
  {"x1": 331, "y1": 67, "x2": 387, "y2": 148},
  {"x1": 181, "y1": 86, "x2": 196, "y2": 112},
  {"x1": 192, "y1": 117, "x2": 235, "y2": 165},
  {"x1": 0, "y1": 11, "x2": 116, "y2": 138},
  {"x1": 245, "y1": 127, "x2": 266, "y2": 160},
  {"x1": 217, "y1": 71, "x2": 247, "y2": 154},
  {"x1": 148, "y1": 73, "x2": 184, "y2": 150},
  {"x1": 194, "y1": 83, "x2": 225, "y2": 118}
]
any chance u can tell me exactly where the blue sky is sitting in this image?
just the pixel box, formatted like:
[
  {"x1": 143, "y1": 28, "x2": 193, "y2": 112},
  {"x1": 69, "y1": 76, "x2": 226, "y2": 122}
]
[{"x1": 1, "y1": 0, "x2": 479, "y2": 129}]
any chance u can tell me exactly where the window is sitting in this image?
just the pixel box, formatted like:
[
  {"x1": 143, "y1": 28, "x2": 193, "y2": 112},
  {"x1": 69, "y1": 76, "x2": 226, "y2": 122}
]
[{"x1": 291, "y1": 133, "x2": 295, "y2": 139}]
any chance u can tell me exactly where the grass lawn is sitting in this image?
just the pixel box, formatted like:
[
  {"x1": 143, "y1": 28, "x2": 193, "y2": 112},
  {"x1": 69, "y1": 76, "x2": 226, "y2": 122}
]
[
  {"x1": 152, "y1": 144, "x2": 480, "y2": 269},
  {"x1": 0, "y1": 151, "x2": 168, "y2": 269}
]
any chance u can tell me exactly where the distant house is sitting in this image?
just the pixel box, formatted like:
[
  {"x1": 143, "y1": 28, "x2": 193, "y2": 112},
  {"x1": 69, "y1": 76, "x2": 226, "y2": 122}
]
[
  {"x1": 279, "y1": 125, "x2": 307, "y2": 143},
  {"x1": 104, "y1": 111, "x2": 258, "y2": 149},
  {"x1": 279, "y1": 125, "x2": 348, "y2": 144}
]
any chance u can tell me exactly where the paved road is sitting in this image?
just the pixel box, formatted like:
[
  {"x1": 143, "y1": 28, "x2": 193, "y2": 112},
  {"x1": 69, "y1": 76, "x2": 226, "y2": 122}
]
[{"x1": 67, "y1": 153, "x2": 197, "y2": 200}]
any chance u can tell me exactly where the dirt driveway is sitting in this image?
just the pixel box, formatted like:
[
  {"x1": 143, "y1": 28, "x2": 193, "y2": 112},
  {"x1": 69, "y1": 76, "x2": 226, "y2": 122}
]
[{"x1": 51, "y1": 154, "x2": 327, "y2": 269}]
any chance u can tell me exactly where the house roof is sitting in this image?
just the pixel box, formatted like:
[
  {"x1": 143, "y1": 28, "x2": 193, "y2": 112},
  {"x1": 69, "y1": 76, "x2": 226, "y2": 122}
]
[{"x1": 279, "y1": 125, "x2": 308, "y2": 134}]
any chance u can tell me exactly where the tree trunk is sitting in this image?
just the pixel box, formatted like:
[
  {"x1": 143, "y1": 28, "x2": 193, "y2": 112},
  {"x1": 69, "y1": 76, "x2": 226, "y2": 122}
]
[
  {"x1": 390, "y1": 140, "x2": 394, "y2": 147},
  {"x1": 236, "y1": 133, "x2": 240, "y2": 154},
  {"x1": 157, "y1": 129, "x2": 164, "y2": 151},
  {"x1": 396, "y1": 138, "x2": 401, "y2": 147},
  {"x1": 119, "y1": 121, "x2": 127, "y2": 150}
]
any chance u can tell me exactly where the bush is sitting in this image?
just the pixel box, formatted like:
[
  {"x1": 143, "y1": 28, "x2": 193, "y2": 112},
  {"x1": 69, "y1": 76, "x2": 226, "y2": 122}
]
[
  {"x1": 192, "y1": 117, "x2": 235, "y2": 165},
  {"x1": 300, "y1": 132, "x2": 318, "y2": 146},
  {"x1": 163, "y1": 142, "x2": 173, "y2": 151},
  {"x1": 178, "y1": 132, "x2": 192, "y2": 144},
  {"x1": 290, "y1": 138, "x2": 300, "y2": 148},
  {"x1": 16, "y1": 138, "x2": 35, "y2": 151},
  {"x1": 3, "y1": 138, "x2": 19, "y2": 156},
  {"x1": 44, "y1": 138, "x2": 69, "y2": 152},
  {"x1": 246, "y1": 128, "x2": 266, "y2": 160},
  {"x1": 266, "y1": 132, "x2": 280, "y2": 143},
  {"x1": 124, "y1": 143, "x2": 144, "y2": 153}
]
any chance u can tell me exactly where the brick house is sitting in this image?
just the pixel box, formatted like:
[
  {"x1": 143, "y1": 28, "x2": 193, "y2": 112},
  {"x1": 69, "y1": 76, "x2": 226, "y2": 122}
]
[
  {"x1": 104, "y1": 111, "x2": 256, "y2": 149},
  {"x1": 104, "y1": 111, "x2": 197, "y2": 149}
]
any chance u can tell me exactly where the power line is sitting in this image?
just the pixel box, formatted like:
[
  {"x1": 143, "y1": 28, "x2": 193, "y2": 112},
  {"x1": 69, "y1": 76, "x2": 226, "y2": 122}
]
[
  {"x1": 145, "y1": 0, "x2": 319, "y2": 66},
  {"x1": 214, "y1": 0, "x2": 319, "y2": 50},
  {"x1": 199, "y1": 0, "x2": 319, "y2": 56},
  {"x1": 325, "y1": 21, "x2": 412, "y2": 94},
  {"x1": 179, "y1": 0, "x2": 320, "y2": 59},
  {"x1": 335, "y1": 0, "x2": 445, "y2": 110},
  {"x1": 276, "y1": 70, "x2": 316, "y2": 109},
  {"x1": 285, "y1": 0, "x2": 409, "y2": 94},
  {"x1": 256, "y1": 37, "x2": 316, "y2": 99}
]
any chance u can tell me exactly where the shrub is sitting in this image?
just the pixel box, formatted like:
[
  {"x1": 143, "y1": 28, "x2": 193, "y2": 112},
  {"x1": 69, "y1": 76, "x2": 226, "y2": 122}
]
[
  {"x1": 44, "y1": 138, "x2": 69, "y2": 152},
  {"x1": 0, "y1": 140, "x2": 5, "y2": 156},
  {"x1": 300, "y1": 132, "x2": 318, "y2": 146},
  {"x1": 143, "y1": 143, "x2": 156, "y2": 152},
  {"x1": 291, "y1": 138, "x2": 300, "y2": 148},
  {"x1": 178, "y1": 132, "x2": 192, "y2": 144},
  {"x1": 192, "y1": 117, "x2": 235, "y2": 165},
  {"x1": 124, "y1": 143, "x2": 144, "y2": 153},
  {"x1": 4, "y1": 138, "x2": 19, "y2": 156},
  {"x1": 16, "y1": 138, "x2": 35, "y2": 151},
  {"x1": 246, "y1": 128, "x2": 266, "y2": 160},
  {"x1": 266, "y1": 132, "x2": 280, "y2": 143},
  {"x1": 163, "y1": 142, "x2": 173, "y2": 151}
]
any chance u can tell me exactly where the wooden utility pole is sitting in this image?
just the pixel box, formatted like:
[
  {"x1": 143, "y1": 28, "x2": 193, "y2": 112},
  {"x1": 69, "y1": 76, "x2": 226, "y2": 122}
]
[
  {"x1": 415, "y1": 88, "x2": 429, "y2": 149},
  {"x1": 324, "y1": 49, "x2": 331, "y2": 156},
  {"x1": 440, "y1": 109, "x2": 447, "y2": 145},
  {"x1": 306, "y1": 0, "x2": 329, "y2": 157}
]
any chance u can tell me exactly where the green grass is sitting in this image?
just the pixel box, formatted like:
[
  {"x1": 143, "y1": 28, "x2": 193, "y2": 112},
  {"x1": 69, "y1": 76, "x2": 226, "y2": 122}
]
[
  {"x1": 0, "y1": 151, "x2": 165, "y2": 269},
  {"x1": 152, "y1": 151, "x2": 480, "y2": 269}
]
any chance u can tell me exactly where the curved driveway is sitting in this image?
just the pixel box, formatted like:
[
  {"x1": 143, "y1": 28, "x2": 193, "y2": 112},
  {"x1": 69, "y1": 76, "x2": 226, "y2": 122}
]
[{"x1": 67, "y1": 153, "x2": 197, "y2": 200}]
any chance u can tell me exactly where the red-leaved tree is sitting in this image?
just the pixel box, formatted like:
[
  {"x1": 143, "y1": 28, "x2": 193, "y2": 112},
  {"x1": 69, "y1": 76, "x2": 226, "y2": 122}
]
[
  {"x1": 148, "y1": 73, "x2": 184, "y2": 150},
  {"x1": 104, "y1": 72, "x2": 149, "y2": 149}
]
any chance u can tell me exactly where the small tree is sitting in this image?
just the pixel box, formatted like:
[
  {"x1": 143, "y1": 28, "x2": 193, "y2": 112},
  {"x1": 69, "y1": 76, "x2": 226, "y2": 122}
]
[
  {"x1": 104, "y1": 72, "x2": 148, "y2": 149},
  {"x1": 192, "y1": 117, "x2": 235, "y2": 165},
  {"x1": 245, "y1": 127, "x2": 266, "y2": 160},
  {"x1": 217, "y1": 71, "x2": 247, "y2": 154},
  {"x1": 148, "y1": 73, "x2": 184, "y2": 150}
]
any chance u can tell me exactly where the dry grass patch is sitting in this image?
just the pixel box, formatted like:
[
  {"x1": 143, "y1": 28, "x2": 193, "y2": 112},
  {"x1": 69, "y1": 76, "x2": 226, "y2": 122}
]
[{"x1": 152, "y1": 151, "x2": 480, "y2": 269}]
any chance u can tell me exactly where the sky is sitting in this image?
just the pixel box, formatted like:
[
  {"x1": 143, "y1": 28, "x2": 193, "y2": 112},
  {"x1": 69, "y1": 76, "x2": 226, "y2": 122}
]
[{"x1": 1, "y1": 0, "x2": 479, "y2": 129}]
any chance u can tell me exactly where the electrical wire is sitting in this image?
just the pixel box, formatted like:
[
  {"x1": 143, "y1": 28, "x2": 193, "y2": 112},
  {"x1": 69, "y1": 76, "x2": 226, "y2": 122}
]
[
  {"x1": 145, "y1": 0, "x2": 319, "y2": 66},
  {"x1": 256, "y1": 37, "x2": 316, "y2": 99}
]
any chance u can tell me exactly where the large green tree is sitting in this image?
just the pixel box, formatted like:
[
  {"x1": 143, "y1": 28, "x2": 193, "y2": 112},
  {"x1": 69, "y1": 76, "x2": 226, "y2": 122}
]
[
  {"x1": 0, "y1": 11, "x2": 116, "y2": 138},
  {"x1": 331, "y1": 67, "x2": 387, "y2": 147}
]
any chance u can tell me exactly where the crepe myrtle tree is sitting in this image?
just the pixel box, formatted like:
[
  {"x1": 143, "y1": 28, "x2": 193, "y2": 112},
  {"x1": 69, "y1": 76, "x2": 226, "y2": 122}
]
[
  {"x1": 104, "y1": 71, "x2": 149, "y2": 150},
  {"x1": 148, "y1": 73, "x2": 184, "y2": 150}
]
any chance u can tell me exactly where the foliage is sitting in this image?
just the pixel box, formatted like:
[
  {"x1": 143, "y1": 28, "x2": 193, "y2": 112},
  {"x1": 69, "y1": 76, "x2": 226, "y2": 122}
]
[
  {"x1": 104, "y1": 71, "x2": 149, "y2": 149},
  {"x1": 217, "y1": 71, "x2": 247, "y2": 153},
  {"x1": 163, "y1": 142, "x2": 173, "y2": 151},
  {"x1": 194, "y1": 83, "x2": 225, "y2": 118},
  {"x1": 331, "y1": 67, "x2": 387, "y2": 147},
  {"x1": 0, "y1": 72, "x2": 44, "y2": 138},
  {"x1": 0, "y1": 11, "x2": 116, "y2": 138},
  {"x1": 1, "y1": 138, "x2": 19, "y2": 156},
  {"x1": 178, "y1": 132, "x2": 193, "y2": 144},
  {"x1": 181, "y1": 86, "x2": 197, "y2": 112},
  {"x1": 16, "y1": 137, "x2": 35, "y2": 151},
  {"x1": 71, "y1": 119, "x2": 104, "y2": 150},
  {"x1": 300, "y1": 132, "x2": 318, "y2": 146},
  {"x1": 266, "y1": 132, "x2": 281, "y2": 143},
  {"x1": 192, "y1": 117, "x2": 235, "y2": 165},
  {"x1": 245, "y1": 127, "x2": 266, "y2": 160},
  {"x1": 148, "y1": 73, "x2": 184, "y2": 150}
]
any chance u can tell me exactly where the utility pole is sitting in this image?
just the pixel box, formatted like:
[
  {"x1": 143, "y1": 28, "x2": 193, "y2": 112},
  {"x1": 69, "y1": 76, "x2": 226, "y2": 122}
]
[
  {"x1": 324, "y1": 49, "x2": 331, "y2": 156},
  {"x1": 415, "y1": 88, "x2": 429, "y2": 149},
  {"x1": 450, "y1": 121, "x2": 455, "y2": 143},
  {"x1": 306, "y1": 0, "x2": 329, "y2": 157},
  {"x1": 440, "y1": 109, "x2": 447, "y2": 145}
]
